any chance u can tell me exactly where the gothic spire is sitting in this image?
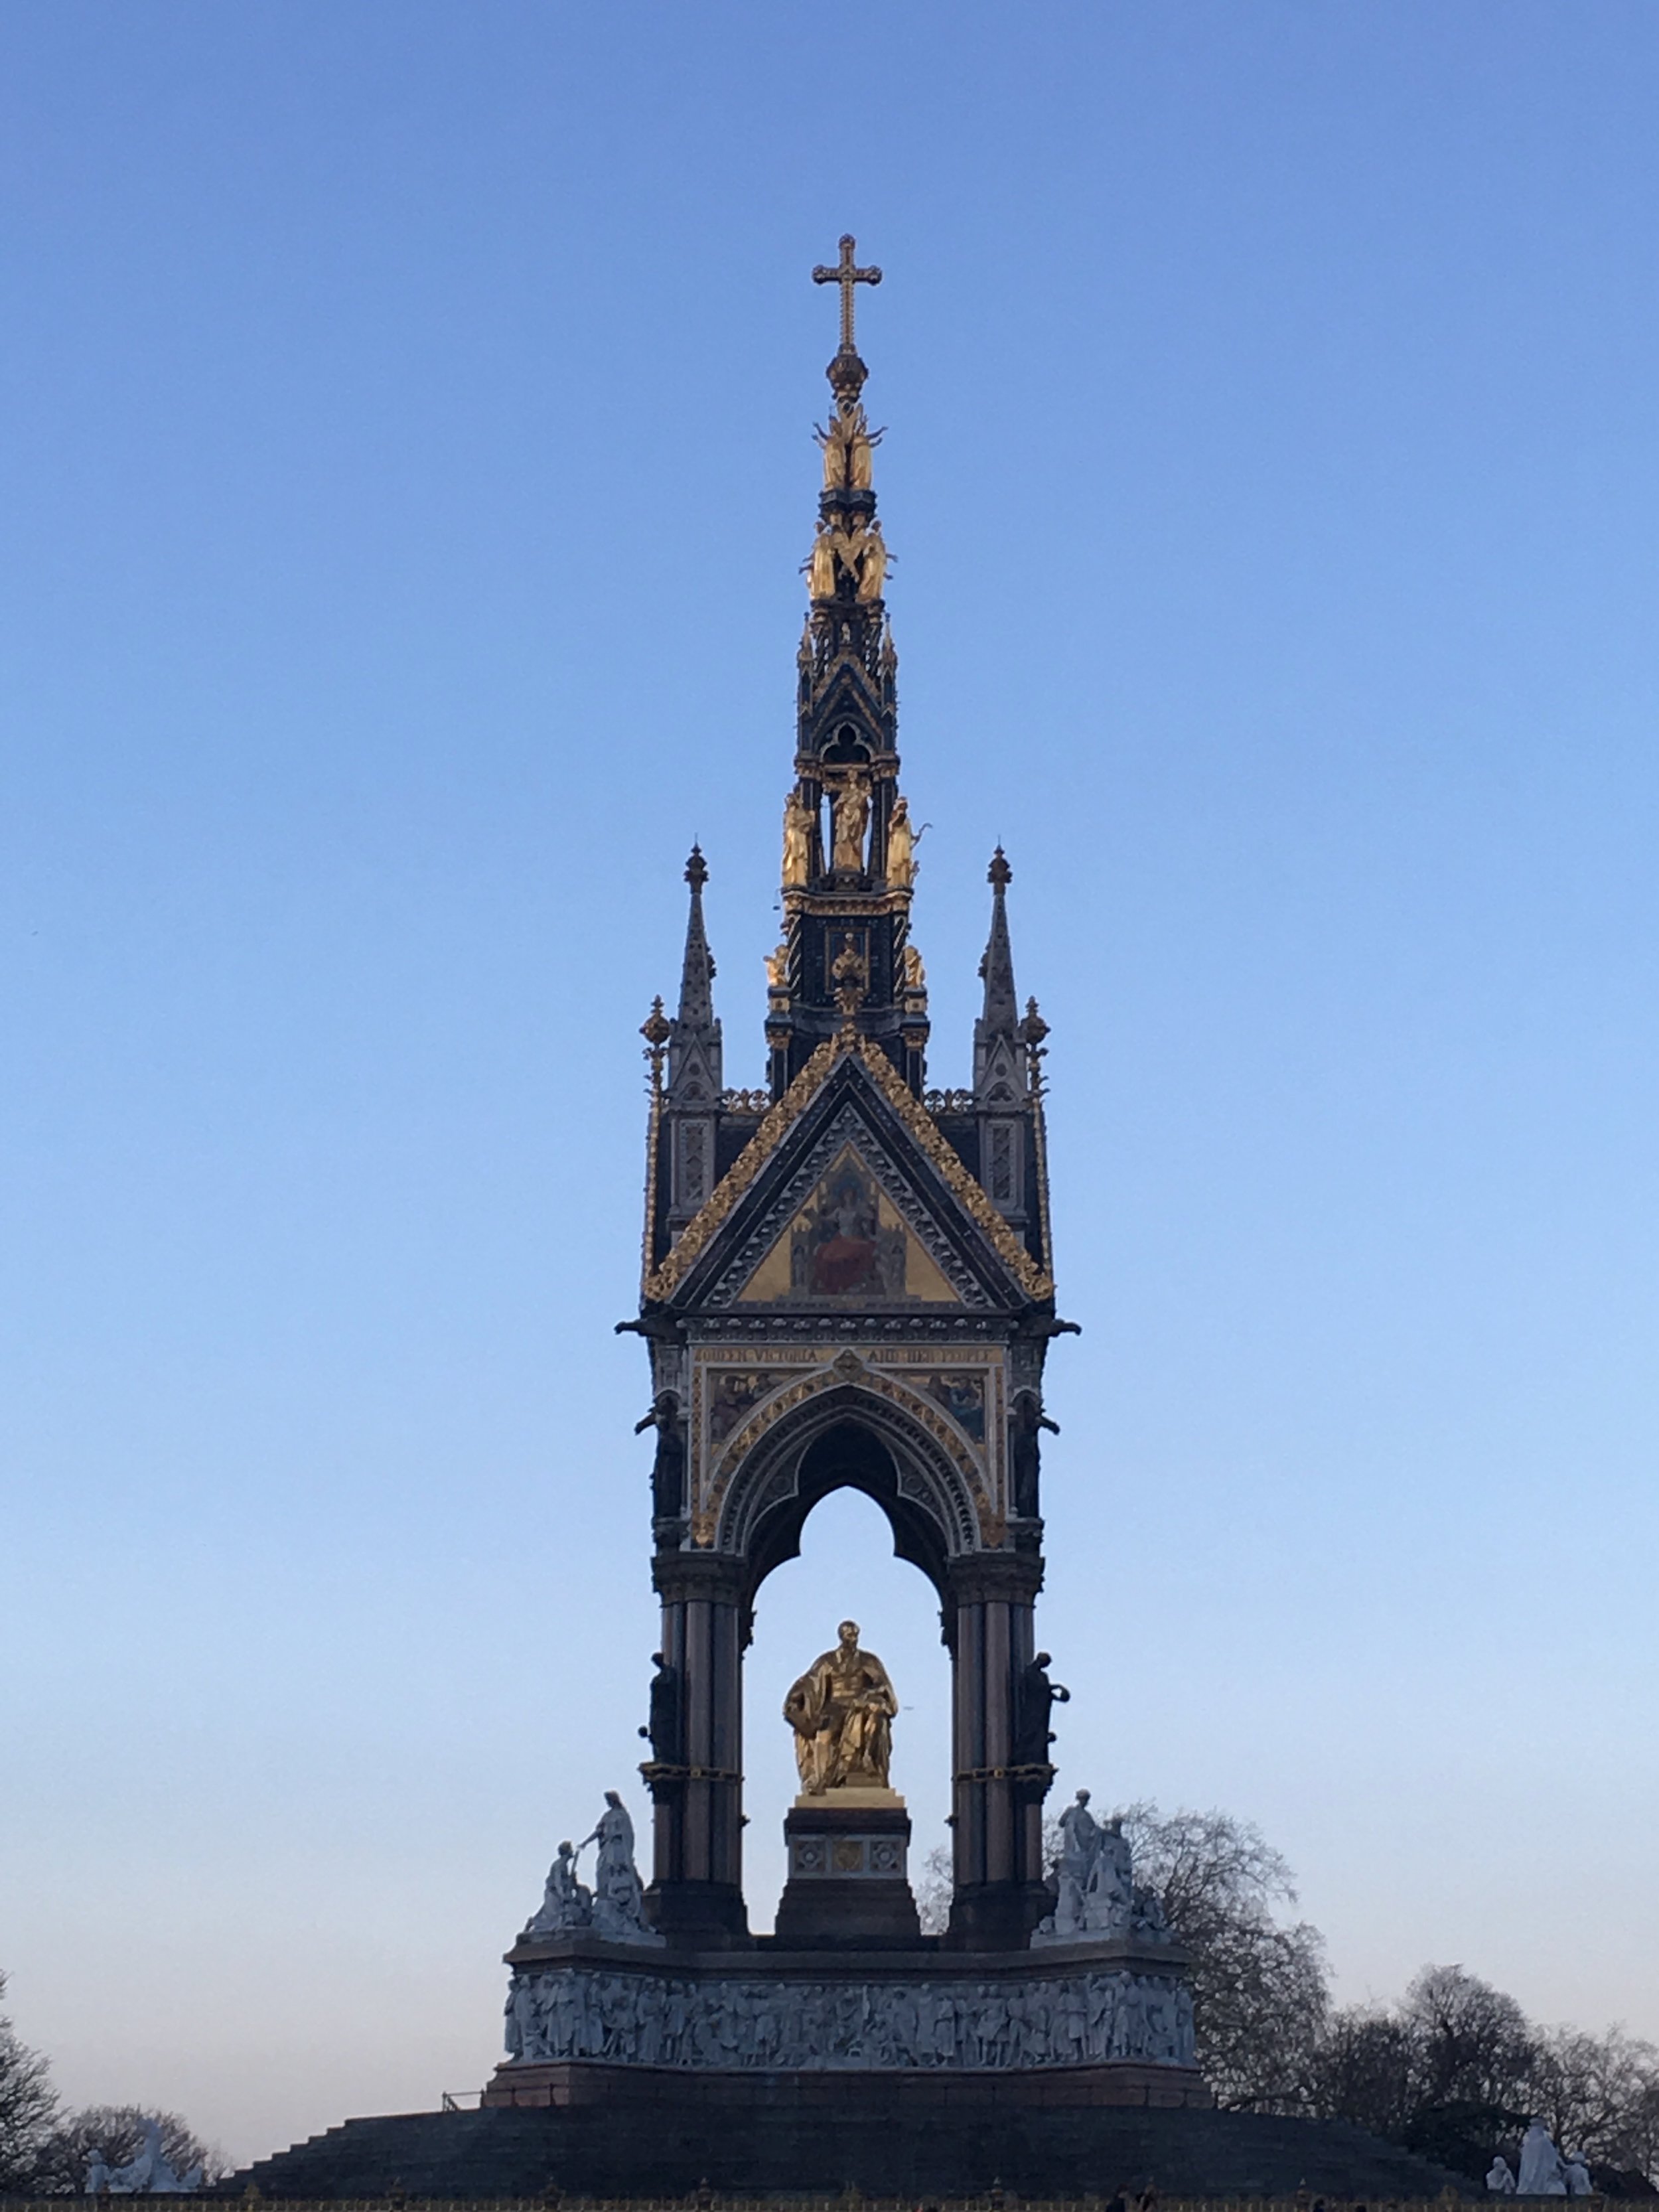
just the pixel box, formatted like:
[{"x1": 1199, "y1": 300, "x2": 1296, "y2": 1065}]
[
  {"x1": 668, "y1": 844, "x2": 721, "y2": 1100},
  {"x1": 974, "y1": 848, "x2": 1024, "y2": 1098},
  {"x1": 769, "y1": 235, "x2": 925, "y2": 1097}
]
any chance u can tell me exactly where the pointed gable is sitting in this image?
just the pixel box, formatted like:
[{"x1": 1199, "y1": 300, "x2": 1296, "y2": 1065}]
[{"x1": 642, "y1": 1033, "x2": 1052, "y2": 1313}]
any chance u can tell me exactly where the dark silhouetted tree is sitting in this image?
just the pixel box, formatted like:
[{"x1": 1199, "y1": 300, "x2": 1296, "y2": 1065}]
[{"x1": 0, "y1": 1970, "x2": 61, "y2": 2192}]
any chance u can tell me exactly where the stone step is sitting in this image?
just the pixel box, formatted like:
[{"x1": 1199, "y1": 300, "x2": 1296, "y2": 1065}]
[{"x1": 228, "y1": 2102, "x2": 1471, "y2": 2199}]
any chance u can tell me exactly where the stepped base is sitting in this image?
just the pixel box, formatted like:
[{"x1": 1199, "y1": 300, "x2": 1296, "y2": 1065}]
[
  {"x1": 488, "y1": 2057, "x2": 1207, "y2": 2109},
  {"x1": 229, "y1": 2101, "x2": 1474, "y2": 2199}
]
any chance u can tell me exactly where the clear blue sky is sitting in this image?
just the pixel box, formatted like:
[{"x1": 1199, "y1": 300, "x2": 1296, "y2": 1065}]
[{"x1": 3, "y1": 0, "x2": 1655, "y2": 2170}]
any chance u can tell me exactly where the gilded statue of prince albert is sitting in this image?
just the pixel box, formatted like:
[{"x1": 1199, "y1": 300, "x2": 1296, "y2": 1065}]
[{"x1": 784, "y1": 1620, "x2": 899, "y2": 1797}]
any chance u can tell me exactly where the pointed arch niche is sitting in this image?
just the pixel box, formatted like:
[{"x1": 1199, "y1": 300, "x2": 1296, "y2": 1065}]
[{"x1": 744, "y1": 1472, "x2": 951, "y2": 1933}]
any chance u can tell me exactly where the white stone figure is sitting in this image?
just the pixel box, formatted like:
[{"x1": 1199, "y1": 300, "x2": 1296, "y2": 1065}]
[
  {"x1": 106, "y1": 2129, "x2": 157, "y2": 2196},
  {"x1": 1142, "y1": 1985, "x2": 1177, "y2": 2061},
  {"x1": 1021, "y1": 1985, "x2": 1054, "y2": 2065},
  {"x1": 1563, "y1": 2154, "x2": 1593, "y2": 2197},
  {"x1": 506, "y1": 1974, "x2": 541, "y2": 2059},
  {"x1": 85, "y1": 2150, "x2": 111, "y2": 2195},
  {"x1": 1486, "y1": 2156, "x2": 1518, "y2": 2195},
  {"x1": 1518, "y1": 2120, "x2": 1568, "y2": 2196},
  {"x1": 1111, "y1": 1977, "x2": 1147, "y2": 2059},
  {"x1": 1039, "y1": 1788, "x2": 1102, "y2": 1935},
  {"x1": 580, "y1": 1791, "x2": 664, "y2": 1945},
  {"x1": 525, "y1": 1840, "x2": 592, "y2": 1935},
  {"x1": 1175, "y1": 1984, "x2": 1196, "y2": 2066},
  {"x1": 662, "y1": 1980, "x2": 689, "y2": 2065},
  {"x1": 1083, "y1": 1816, "x2": 1136, "y2": 1934},
  {"x1": 104, "y1": 2118, "x2": 200, "y2": 2195},
  {"x1": 637, "y1": 1980, "x2": 668, "y2": 2065},
  {"x1": 1052, "y1": 1978, "x2": 1088, "y2": 2062}
]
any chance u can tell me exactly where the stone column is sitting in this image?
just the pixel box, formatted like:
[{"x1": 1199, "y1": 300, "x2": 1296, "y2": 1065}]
[
  {"x1": 942, "y1": 1548, "x2": 1047, "y2": 1949},
  {"x1": 644, "y1": 1551, "x2": 749, "y2": 1946}
]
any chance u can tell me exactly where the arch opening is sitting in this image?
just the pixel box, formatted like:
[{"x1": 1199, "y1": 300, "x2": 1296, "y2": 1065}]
[
  {"x1": 744, "y1": 1418, "x2": 950, "y2": 1613},
  {"x1": 741, "y1": 1483, "x2": 952, "y2": 1934},
  {"x1": 719, "y1": 1382, "x2": 980, "y2": 1619}
]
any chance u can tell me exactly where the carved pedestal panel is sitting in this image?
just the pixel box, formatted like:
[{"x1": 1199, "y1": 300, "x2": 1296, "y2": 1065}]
[{"x1": 774, "y1": 1801, "x2": 919, "y2": 1948}]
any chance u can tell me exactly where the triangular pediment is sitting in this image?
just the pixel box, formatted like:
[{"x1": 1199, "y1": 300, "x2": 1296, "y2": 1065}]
[
  {"x1": 644, "y1": 1035, "x2": 1052, "y2": 1313},
  {"x1": 735, "y1": 1142, "x2": 961, "y2": 1306}
]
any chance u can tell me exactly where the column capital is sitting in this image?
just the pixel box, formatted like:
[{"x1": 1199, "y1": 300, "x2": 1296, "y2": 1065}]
[
  {"x1": 944, "y1": 1550, "x2": 1045, "y2": 1606},
  {"x1": 652, "y1": 1550, "x2": 747, "y2": 1605}
]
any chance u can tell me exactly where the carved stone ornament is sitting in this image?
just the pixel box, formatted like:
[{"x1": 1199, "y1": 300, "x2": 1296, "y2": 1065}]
[{"x1": 502, "y1": 1961, "x2": 1195, "y2": 2072}]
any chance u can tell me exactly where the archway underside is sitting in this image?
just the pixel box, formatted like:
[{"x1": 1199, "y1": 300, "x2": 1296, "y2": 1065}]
[{"x1": 715, "y1": 1386, "x2": 981, "y2": 1612}]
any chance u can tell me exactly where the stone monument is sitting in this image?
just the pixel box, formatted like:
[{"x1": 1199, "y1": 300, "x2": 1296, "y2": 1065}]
[
  {"x1": 481, "y1": 235, "x2": 1206, "y2": 2139},
  {"x1": 235, "y1": 235, "x2": 1483, "y2": 2203}
]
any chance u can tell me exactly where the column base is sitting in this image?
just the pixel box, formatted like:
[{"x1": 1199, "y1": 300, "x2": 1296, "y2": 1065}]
[
  {"x1": 643, "y1": 1879, "x2": 751, "y2": 1949},
  {"x1": 942, "y1": 1881, "x2": 1046, "y2": 1951}
]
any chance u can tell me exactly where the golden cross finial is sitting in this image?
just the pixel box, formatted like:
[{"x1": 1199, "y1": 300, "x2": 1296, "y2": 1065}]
[{"x1": 813, "y1": 234, "x2": 882, "y2": 352}]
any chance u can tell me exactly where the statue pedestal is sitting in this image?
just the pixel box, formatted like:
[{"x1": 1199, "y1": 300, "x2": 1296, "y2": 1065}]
[{"x1": 772, "y1": 1801, "x2": 920, "y2": 1948}]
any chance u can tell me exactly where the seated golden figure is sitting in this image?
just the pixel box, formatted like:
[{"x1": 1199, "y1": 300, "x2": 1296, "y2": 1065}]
[{"x1": 784, "y1": 1619, "x2": 899, "y2": 1796}]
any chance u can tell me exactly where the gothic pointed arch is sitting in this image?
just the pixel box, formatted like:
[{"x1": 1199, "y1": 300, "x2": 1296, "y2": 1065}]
[{"x1": 709, "y1": 1368, "x2": 987, "y2": 1606}]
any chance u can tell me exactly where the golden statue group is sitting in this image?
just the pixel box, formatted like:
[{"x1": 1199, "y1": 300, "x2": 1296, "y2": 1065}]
[{"x1": 784, "y1": 1619, "x2": 900, "y2": 1797}]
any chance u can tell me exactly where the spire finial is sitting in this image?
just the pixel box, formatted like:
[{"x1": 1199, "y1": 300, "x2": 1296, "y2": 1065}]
[
  {"x1": 812, "y1": 233, "x2": 882, "y2": 355},
  {"x1": 669, "y1": 847, "x2": 720, "y2": 1065},
  {"x1": 976, "y1": 849, "x2": 1020, "y2": 1056},
  {"x1": 640, "y1": 995, "x2": 671, "y2": 1086}
]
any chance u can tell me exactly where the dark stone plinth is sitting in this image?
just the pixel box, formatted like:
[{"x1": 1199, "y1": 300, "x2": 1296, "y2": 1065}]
[
  {"x1": 489, "y1": 2057, "x2": 1208, "y2": 2110},
  {"x1": 231, "y1": 2101, "x2": 1474, "y2": 2199},
  {"x1": 640, "y1": 1874, "x2": 749, "y2": 1949},
  {"x1": 773, "y1": 1801, "x2": 919, "y2": 1948}
]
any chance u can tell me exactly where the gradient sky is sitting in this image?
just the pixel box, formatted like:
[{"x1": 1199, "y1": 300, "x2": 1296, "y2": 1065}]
[{"x1": 3, "y1": 0, "x2": 1656, "y2": 2173}]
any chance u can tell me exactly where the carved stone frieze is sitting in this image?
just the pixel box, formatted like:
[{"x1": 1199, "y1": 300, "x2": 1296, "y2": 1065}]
[{"x1": 502, "y1": 1960, "x2": 1195, "y2": 2073}]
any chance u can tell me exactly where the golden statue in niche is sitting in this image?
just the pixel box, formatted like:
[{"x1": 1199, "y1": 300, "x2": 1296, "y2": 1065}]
[
  {"x1": 853, "y1": 521, "x2": 887, "y2": 603},
  {"x1": 830, "y1": 772, "x2": 870, "y2": 871},
  {"x1": 784, "y1": 1620, "x2": 899, "y2": 1797},
  {"x1": 807, "y1": 524, "x2": 837, "y2": 601},
  {"x1": 887, "y1": 793, "x2": 916, "y2": 887},
  {"x1": 782, "y1": 789, "x2": 814, "y2": 886}
]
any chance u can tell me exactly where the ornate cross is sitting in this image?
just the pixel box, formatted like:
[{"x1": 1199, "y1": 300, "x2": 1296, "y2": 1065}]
[{"x1": 813, "y1": 234, "x2": 882, "y2": 352}]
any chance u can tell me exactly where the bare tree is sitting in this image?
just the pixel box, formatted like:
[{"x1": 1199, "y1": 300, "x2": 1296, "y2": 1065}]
[
  {"x1": 29, "y1": 2104, "x2": 228, "y2": 2197},
  {"x1": 1310, "y1": 1968, "x2": 1659, "y2": 2191},
  {"x1": 1115, "y1": 1802, "x2": 1329, "y2": 2112},
  {"x1": 0, "y1": 1971, "x2": 61, "y2": 2193},
  {"x1": 1308, "y1": 2005, "x2": 1425, "y2": 2140},
  {"x1": 915, "y1": 1839, "x2": 953, "y2": 1936},
  {"x1": 1526, "y1": 2023, "x2": 1659, "y2": 2187}
]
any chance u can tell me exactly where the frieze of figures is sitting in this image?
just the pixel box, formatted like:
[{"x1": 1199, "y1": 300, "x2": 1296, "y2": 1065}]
[{"x1": 503, "y1": 1964, "x2": 1194, "y2": 2072}]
